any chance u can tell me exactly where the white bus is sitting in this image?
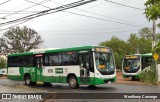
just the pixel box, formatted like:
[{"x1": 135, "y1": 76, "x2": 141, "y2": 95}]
[
  {"x1": 122, "y1": 53, "x2": 154, "y2": 80},
  {"x1": 7, "y1": 46, "x2": 116, "y2": 89}
]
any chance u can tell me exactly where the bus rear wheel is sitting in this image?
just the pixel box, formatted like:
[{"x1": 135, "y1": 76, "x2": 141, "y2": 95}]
[
  {"x1": 24, "y1": 75, "x2": 35, "y2": 86},
  {"x1": 68, "y1": 76, "x2": 79, "y2": 89}
]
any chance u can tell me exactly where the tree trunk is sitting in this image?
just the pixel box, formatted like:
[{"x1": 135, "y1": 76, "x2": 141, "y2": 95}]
[{"x1": 152, "y1": 19, "x2": 156, "y2": 49}]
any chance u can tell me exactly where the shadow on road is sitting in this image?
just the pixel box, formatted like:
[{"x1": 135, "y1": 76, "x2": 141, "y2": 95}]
[{"x1": 28, "y1": 83, "x2": 117, "y2": 92}]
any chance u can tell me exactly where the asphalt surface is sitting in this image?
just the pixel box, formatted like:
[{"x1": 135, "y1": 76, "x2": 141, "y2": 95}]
[{"x1": 0, "y1": 78, "x2": 160, "y2": 102}]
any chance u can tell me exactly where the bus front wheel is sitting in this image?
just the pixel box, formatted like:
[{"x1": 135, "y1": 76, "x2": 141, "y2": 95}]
[{"x1": 68, "y1": 76, "x2": 79, "y2": 89}]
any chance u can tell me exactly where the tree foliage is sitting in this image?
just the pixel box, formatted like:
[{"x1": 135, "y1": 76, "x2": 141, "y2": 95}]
[
  {"x1": 144, "y1": 0, "x2": 160, "y2": 28},
  {"x1": 100, "y1": 36, "x2": 129, "y2": 69},
  {"x1": 144, "y1": 0, "x2": 160, "y2": 21},
  {"x1": 99, "y1": 27, "x2": 153, "y2": 69},
  {"x1": 0, "y1": 26, "x2": 43, "y2": 53},
  {"x1": 0, "y1": 57, "x2": 6, "y2": 68}
]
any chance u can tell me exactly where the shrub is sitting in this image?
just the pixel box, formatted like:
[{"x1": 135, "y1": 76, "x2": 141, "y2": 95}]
[{"x1": 139, "y1": 65, "x2": 157, "y2": 85}]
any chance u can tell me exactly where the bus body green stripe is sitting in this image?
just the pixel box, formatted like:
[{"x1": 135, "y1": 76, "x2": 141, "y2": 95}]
[{"x1": 7, "y1": 75, "x2": 116, "y2": 85}]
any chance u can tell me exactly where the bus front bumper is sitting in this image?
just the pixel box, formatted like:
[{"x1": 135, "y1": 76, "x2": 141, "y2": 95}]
[
  {"x1": 94, "y1": 76, "x2": 116, "y2": 84},
  {"x1": 123, "y1": 74, "x2": 140, "y2": 79}
]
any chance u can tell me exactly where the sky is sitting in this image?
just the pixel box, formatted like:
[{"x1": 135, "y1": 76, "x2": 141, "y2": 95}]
[{"x1": 0, "y1": 0, "x2": 155, "y2": 48}]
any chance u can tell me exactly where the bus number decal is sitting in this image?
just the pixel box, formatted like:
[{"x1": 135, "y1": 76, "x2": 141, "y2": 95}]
[{"x1": 48, "y1": 69, "x2": 53, "y2": 73}]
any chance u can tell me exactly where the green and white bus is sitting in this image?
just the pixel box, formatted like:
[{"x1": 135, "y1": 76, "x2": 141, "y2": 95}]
[
  {"x1": 7, "y1": 46, "x2": 116, "y2": 89},
  {"x1": 122, "y1": 53, "x2": 154, "y2": 80}
]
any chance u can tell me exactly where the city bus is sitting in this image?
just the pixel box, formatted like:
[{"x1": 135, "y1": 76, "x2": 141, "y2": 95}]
[
  {"x1": 7, "y1": 46, "x2": 116, "y2": 89},
  {"x1": 122, "y1": 53, "x2": 154, "y2": 80}
]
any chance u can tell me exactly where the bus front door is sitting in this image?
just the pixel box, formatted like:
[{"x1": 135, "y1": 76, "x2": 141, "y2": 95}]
[
  {"x1": 35, "y1": 55, "x2": 43, "y2": 82},
  {"x1": 79, "y1": 54, "x2": 90, "y2": 84}
]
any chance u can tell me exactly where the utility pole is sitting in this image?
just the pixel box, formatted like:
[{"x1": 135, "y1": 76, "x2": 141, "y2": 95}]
[
  {"x1": 152, "y1": 19, "x2": 159, "y2": 83},
  {"x1": 152, "y1": 19, "x2": 156, "y2": 48}
]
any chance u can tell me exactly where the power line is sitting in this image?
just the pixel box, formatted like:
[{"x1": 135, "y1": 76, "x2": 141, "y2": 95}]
[
  {"x1": 0, "y1": 0, "x2": 147, "y2": 30},
  {"x1": 0, "y1": 20, "x2": 29, "y2": 31},
  {"x1": 75, "y1": 8, "x2": 141, "y2": 25},
  {"x1": 38, "y1": 26, "x2": 142, "y2": 33},
  {"x1": 39, "y1": 29, "x2": 139, "y2": 36},
  {"x1": 49, "y1": 1, "x2": 145, "y2": 26},
  {"x1": 25, "y1": 1, "x2": 106, "y2": 25},
  {"x1": 25, "y1": 0, "x2": 50, "y2": 9},
  {"x1": 0, "y1": 0, "x2": 11, "y2": 6},
  {"x1": 0, "y1": 10, "x2": 41, "y2": 14},
  {"x1": 105, "y1": 0, "x2": 144, "y2": 10},
  {"x1": 1, "y1": 0, "x2": 51, "y2": 18},
  {"x1": 24, "y1": 0, "x2": 144, "y2": 27},
  {"x1": 122, "y1": 0, "x2": 144, "y2": 5},
  {"x1": 0, "y1": 12, "x2": 37, "y2": 14},
  {"x1": 0, "y1": 0, "x2": 97, "y2": 27},
  {"x1": 0, "y1": 1, "x2": 104, "y2": 19},
  {"x1": 49, "y1": 10, "x2": 143, "y2": 27}
]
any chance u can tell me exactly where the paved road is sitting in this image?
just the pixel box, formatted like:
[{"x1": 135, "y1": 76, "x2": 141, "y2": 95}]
[{"x1": 0, "y1": 78, "x2": 160, "y2": 102}]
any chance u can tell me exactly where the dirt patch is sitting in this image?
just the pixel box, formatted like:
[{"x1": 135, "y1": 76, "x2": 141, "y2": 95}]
[
  {"x1": 116, "y1": 71, "x2": 144, "y2": 85},
  {"x1": 0, "y1": 76, "x2": 7, "y2": 79}
]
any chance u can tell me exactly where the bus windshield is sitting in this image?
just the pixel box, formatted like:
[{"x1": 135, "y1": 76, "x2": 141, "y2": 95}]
[
  {"x1": 123, "y1": 56, "x2": 140, "y2": 73},
  {"x1": 95, "y1": 52, "x2": 115, "y2": 75}
]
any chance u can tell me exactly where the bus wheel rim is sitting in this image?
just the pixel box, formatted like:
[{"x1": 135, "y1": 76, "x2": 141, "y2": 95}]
[
  {"x1": 26, "y1": 78, "x2": 30, "y2": 84},
  {"x1": 70, "y1": 78, "x2": 76, "y2": 87}
]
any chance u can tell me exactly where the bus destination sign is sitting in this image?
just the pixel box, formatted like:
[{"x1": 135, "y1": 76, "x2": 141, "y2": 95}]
[
  {"x1": 125, "y1": 56, "x2": 139, "y2": 59},
  {"x1": 96, "y1": 48, "x2": 110, "y2": 52}
]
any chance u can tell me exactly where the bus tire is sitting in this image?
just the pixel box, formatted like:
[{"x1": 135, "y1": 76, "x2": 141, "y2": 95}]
[
  {"x1": 24, "y1": 75, "x2": 35, "y2": 86},
  {"x1": 68, "y1": 76, "x2": 79, "y2": 89}
]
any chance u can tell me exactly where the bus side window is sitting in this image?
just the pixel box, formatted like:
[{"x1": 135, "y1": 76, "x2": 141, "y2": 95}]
[
  {"x1": 44, "y1": 55, "x2": 49, "y2": 66},
  {"x1": 62, "y1": 51, "x2": 78, "y2": 65},
  {"x1": 48, "y1": 53, "x2": 61, "y2": 66}
]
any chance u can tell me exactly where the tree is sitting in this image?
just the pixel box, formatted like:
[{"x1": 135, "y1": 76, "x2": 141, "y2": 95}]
[
  {"x1": 127, "y1": 34, "x2": 139, "y2": 54},
  {"x1": 144, "y1": 0, "x2": 160, "y2": 21},
  {"x1": 99, "y1": 36, "x2": 129, "y2": 69},
  {"x1": 99, "y1": 27, "x2": 153, "y2": 69},
  {"x1": 138, "y1": 27, "x2": 152, "y2": 39},
  {"x1": 0, "y1": 56, "x2": 6, "y2": 68},
  {"x1": 0, "y1": 26, "x2": 43, "y2": 53},
  {"x1": 144, "y1": 0, "x2": 160, "y2": 48},
  {"x1": 127, "y1": 28, "x2": 152, "y2": 54}
]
